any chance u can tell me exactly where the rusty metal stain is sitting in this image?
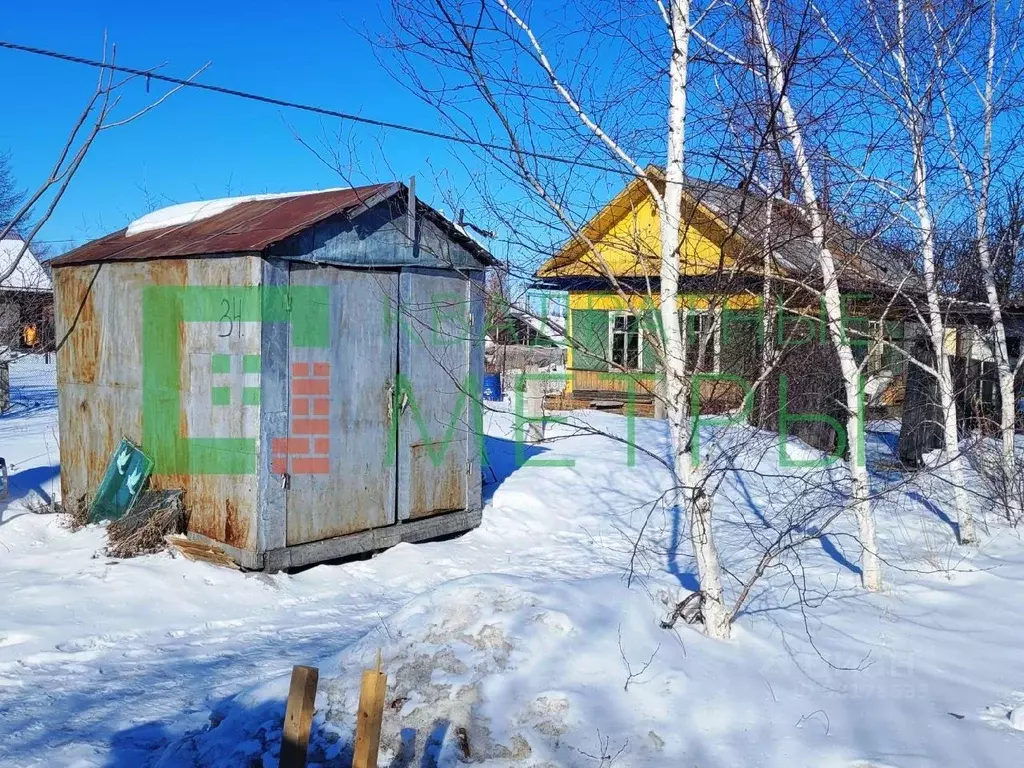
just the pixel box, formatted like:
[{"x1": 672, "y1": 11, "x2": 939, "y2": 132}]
[
  {"x1": 223, "y1": 498, "x2": 251, "y2": 549},
  {"x1": 408, "y1": 442, "x2": 466, "y2": 519},
  {"x1": 55, "y1": 268, "x2": 99, "y2": 385},
  {"x1": 54, "y1": 256, "x2": 260, "y2": 553}
]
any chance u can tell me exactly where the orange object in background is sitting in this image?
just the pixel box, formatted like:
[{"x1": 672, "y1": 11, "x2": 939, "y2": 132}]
[{"x1": 22, "y1": 324, "x2": 37, "y2": 347}]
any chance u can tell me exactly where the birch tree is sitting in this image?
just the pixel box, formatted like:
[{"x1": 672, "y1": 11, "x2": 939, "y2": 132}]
[
  {"x1": 655, "y1": 0, "x2": 731, "y2": 640},
  {"x1": 811, "y1": 0, "x2": 978, "y2": 543},
  {"x1": 933, "y1": 0, "x2": 1024, "y2": 520},
  {"x1": 746, "y1": 0, "x2": 884, "y2": 589},
  {"x1": 495, "y1": 0, "x2": 731, "y2": 638},
  {"x1": 888, "y1": 0, "x2": 975, "y2": 543},
  {"x1": 382, "y1": 0, "x2": 745, "y2": 637}
]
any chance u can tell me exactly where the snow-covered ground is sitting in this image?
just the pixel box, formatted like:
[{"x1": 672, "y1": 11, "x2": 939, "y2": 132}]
[{"x1": 2, "y1": 355, "x2": 1023, "y2": 767}]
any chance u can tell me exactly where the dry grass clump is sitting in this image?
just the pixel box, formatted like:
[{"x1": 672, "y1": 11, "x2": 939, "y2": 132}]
[
  {"x1": 58, "y1": 495, "x2": 92, "y2": 531},
  {"x1": 106, "y1": 490, "x2": 188, "y2": 558}
]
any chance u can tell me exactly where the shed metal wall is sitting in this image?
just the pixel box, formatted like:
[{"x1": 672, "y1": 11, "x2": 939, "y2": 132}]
[
  {"x1": 268, "y1": 199, "x2": 487, "y2": 273},
  {"x1": 285, "y1": 264, "x2": 400, "y2": 545},
  {"x1": 54, "y1": 256, "x2": 263, "y2": 550}
]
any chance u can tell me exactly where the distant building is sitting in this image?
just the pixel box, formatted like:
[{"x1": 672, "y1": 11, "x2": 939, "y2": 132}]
[
  {"x1": 0, "y1": 234, "x2": 54, "y2": 351},
  {"x1": 525, "y1": 287, "x2": 568, "y2": 321}
]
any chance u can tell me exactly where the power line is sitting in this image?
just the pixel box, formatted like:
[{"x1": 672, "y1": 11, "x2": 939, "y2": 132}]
[{"x1": 0, "y1": 39, "x2": 638, "y2": 179}]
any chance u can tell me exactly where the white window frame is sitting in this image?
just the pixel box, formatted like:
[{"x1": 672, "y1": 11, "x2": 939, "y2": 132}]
[{"x1": 609, "y1": 311, "x2": 644, "y2": 372}]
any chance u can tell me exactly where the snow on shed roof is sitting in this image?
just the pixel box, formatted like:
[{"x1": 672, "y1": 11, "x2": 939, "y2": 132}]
[
  {"x1": 0, "y1": 236, "x2": 52, "y2": 292},
  {"x1": 125, "y1": 189, "x2": 350, "y2": 237}
]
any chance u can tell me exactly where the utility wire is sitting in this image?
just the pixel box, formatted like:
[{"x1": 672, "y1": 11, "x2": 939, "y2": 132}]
[{"x1": 0, "y1": 39, "x2": 642, "y2": 179}]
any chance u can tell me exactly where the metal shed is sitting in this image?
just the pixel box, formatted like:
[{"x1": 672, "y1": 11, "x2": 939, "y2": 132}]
[{"x1": 50, "y1": 183, "x2": 491, "y2": 570}]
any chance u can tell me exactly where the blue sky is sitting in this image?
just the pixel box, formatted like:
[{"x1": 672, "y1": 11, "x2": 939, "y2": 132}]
[{"x1": 1, "y1": 1, "x2": 490, "y2": 253}]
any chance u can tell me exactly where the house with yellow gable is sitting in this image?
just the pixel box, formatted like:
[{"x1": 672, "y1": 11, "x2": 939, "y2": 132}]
[{"x1": 532, "y1": 168, "x2": 918, "y2": 408}]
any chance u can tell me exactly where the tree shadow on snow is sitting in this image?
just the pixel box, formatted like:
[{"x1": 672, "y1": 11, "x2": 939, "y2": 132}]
[
  {"x1": 907, "y1": 490, "x2": 960, "y2": 539},
  {"x1": 666, "y1": 503, "x2": 701, "y2": 592},
  {"x1": 0, "y1": 379, "x2": 58, "y2": 419},
  {"x1": 100, "y1": 695, "x2": 319, "y2": 768},
  {"x1": 99, "y1": 696, "x2": 459, "y2": 768},
  {"x1": 817, "y1": 532, "x2": 862, "y2": 575}
]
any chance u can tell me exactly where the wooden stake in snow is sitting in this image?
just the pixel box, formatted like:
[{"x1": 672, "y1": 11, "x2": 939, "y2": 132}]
[
  {"x1": 280, "y1": 665, "x2": 319, "y2": 768},
  {"x1": 353, "y1": 650, "x2": 387, "y2": 768},
  {"x1": 524, "y1": 374, "x2": 546, "y2": 443}
]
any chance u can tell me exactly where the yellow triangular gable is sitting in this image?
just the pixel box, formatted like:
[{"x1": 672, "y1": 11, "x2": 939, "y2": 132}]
[{"x1": 536, "y1": 171, "x2": 748, "y2": 279}]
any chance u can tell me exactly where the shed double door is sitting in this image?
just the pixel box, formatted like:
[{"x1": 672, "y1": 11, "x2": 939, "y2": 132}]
[
  {"x1": 285, "y1": 266, "x2": 471, "y2": 546},
  {"x1": 395, "y1": 269, "x2": 471, "y2": 522}
]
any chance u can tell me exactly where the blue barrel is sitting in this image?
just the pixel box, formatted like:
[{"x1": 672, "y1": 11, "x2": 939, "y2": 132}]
[{"x1": 482, "y1": 372, "x2": 503, "y2": 401}]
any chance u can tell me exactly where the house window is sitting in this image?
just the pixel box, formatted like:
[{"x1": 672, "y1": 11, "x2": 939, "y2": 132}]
[
  {"x1": 857, "y1": 320, "x2": 905, "y2": 375},
  {"x1": 611, "y1": 313, "x2": 642, "y2": 371},
  {"x1": 1006, "y1": 337, "x2": 1021, "y2": 360},
  {"x1": 684, "y1": 311, "x2": 719, "y2": 372}
]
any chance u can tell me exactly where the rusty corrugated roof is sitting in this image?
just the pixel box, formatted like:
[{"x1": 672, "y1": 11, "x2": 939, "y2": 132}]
[{"x1": 51, "y1": 184, "x2": 396, "y2": 267}]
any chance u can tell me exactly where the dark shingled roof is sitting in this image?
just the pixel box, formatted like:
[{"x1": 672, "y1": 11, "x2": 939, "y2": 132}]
[{"x1": 682, "y1": 179, "x2": 925, "y2": 294}]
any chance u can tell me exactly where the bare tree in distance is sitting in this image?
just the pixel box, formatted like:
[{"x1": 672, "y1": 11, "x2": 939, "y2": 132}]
[{"x1": 0, "y1": 39, "x2": 208, "y2": 291}]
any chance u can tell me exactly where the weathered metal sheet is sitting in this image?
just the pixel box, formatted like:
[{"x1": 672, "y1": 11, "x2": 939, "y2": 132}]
[
  {"x1": 467, "y1": 272, "x2": 486, "y2": 513},
  {"x1": 285, "y1": 264, "x2": 399, "y2": 546},
  {"x1": 270, "y1": 198, "x2": 491, "y2": 272},
  {"x1": 50, "y1": 184, "x2": 493, "y2": 271},
  {"x1": 256, "y1": 258, "x2": 291, "y2": 553},
  {"x1": 50, "y1": 185, "x2": 394, "y2": 267},
  {"x1": 179, "y1": 257, "x2": 262, "y2": 550},
  {"x1": 397, "y1": 269, "x2": 471, "y2": 521},
  {"x1": 53, "y1": 257, "x2": 262, "y2": 551}
]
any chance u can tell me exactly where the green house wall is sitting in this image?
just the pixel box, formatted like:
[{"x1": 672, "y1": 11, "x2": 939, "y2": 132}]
[{"x1": 569, "y1": 307, "x2": 762, "y2": 376}]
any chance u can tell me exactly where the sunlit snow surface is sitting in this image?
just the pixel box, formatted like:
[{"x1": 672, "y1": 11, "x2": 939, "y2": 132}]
[{"x1": 2, "y1": 355, "x2": 1024, "y2": 766}]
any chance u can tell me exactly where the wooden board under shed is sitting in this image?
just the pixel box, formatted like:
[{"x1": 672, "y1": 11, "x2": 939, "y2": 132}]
[{"x1": 164, "y1": 534, "x2": 241, "y2": 570}]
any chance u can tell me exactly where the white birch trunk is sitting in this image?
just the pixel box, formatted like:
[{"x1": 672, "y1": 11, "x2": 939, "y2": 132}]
[
  {"x1": 892, "y1": 0, "x2": 976, "y2": 543},
  {"x1": 660, "y1": 0, "x2": 730, "y2": 640},
  {"x1": 977, "y1": 220, "x2": 1018, "y2": 517},
  {"x1": 497, "y1": 0, "x2": 730, "y2": 636},
  {"x1": 748, "y1": 0, "x2": 882, "y2": 590},
  {"x1": 968, "y1": 1, "x2": 1018, "y2": 518},
  {"x1": 759, "y1": 195, "x2": 776, "y2": 427},
  {"x1": 911, "y1": 153, "x2": 976, "y2": 543}
]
